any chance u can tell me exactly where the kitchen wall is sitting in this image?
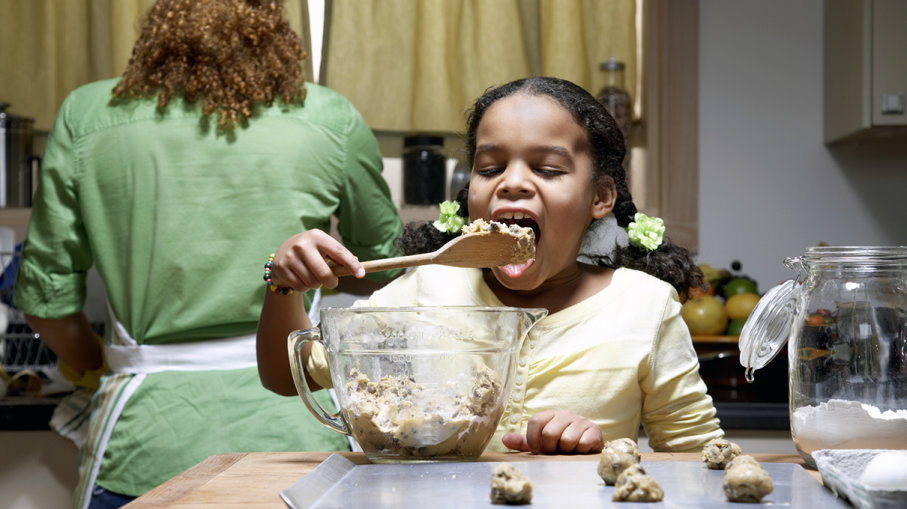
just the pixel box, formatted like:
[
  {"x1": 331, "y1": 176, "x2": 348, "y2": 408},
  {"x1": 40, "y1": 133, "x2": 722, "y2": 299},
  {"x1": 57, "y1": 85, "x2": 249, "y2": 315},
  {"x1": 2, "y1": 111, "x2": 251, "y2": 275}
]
[{"x1": 698, "y1": 0, "x2": 907, "y2": 290}]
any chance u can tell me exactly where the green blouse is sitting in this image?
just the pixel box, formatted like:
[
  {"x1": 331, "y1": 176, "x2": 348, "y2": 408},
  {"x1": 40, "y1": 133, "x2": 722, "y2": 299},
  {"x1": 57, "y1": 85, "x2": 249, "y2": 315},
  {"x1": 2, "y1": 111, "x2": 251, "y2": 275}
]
[{"x1": 14, "y1": 79, "x2": 402, "y2": 496}]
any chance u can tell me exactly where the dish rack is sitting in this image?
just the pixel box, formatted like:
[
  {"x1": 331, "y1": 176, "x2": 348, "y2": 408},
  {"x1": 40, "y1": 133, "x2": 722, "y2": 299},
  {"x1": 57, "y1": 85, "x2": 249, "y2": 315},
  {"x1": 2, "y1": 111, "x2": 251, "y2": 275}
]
[
  {"x1": 1, "y1": 248, "x2": 103, "y2": 396},
  {"x1": 1, "y1": 309, "x2": 59, "y2": 374},
  {"x1": 2, "y1": 307, "x2": 106, "y2": 372}
]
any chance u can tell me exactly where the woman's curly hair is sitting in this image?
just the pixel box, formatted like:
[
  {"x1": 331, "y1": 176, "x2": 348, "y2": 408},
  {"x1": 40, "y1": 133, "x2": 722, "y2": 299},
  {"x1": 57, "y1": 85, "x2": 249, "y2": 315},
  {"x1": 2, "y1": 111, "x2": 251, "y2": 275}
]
[
  {"x1": 399, "y1": 76, "x2": 702, "y2": 297},
  {"x1": 112, "y1": 0, "x2": 306, "y2": 129}
]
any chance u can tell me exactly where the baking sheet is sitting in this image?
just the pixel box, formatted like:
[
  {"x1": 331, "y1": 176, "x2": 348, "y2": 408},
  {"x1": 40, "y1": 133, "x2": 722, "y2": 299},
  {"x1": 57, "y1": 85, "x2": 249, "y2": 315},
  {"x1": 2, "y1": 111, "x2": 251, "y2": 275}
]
[{"x1": 281, "y1": 454, "x2": 851, "y2": 508}]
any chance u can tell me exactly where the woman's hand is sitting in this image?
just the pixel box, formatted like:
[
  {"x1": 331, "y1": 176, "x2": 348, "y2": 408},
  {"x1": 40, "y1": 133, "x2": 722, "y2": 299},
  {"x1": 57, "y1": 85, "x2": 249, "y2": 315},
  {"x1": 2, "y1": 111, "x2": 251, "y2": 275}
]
[
  {"x1": 501, "y1": 410, "x2": 604, "y2": 454},
  {"x1": 271, "y1": 229, "x2": 365, "y2": 292}
]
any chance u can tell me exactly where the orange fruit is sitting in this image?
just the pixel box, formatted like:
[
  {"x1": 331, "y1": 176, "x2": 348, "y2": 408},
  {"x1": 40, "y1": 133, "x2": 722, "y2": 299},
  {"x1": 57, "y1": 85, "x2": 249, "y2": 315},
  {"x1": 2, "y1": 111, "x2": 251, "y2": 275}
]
[
  {"x1": 725, "y1": 293, "x2": 761, "y2": 320},
  {"x1": 681, "y1": 295, "x2": 729, "y2": 335},
  {"x1": 687, "y1": 283, "x2": 715, "y2": 299},
  {"x1": 806, "y1": 314, "x2": 826, "y2": 326}
]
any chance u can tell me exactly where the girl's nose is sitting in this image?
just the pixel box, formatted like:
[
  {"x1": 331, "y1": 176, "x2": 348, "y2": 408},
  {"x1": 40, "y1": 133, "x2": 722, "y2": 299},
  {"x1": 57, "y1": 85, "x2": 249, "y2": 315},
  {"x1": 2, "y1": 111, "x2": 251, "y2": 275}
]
[{"x1": 496, "y1": 162, "x2": 535, "y2": 197}]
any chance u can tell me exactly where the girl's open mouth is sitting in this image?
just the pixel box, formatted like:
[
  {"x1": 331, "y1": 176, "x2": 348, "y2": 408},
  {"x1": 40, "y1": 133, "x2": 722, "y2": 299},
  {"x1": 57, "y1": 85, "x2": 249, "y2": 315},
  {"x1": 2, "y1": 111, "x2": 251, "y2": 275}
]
[{"x1": 494, "y1": 213, "x2": 539, "y2": 278}]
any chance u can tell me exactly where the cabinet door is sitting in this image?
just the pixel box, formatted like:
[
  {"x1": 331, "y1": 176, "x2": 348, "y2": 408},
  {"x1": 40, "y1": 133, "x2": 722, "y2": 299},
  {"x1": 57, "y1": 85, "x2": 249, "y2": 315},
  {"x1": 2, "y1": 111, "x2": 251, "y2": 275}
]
[{"x1": 872, "y1": 0, "x2": 907, "y2": 127}]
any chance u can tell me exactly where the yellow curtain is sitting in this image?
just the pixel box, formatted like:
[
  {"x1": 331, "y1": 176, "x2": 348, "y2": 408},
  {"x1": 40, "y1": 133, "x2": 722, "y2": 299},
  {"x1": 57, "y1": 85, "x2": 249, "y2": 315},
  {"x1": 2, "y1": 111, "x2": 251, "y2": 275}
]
[
  {"x1": 539, "y1": 0, "x2": 636, "y2": 99},
  {"x1": 323, "y1": 0, "x2": 529, "y2": 133},
  {"x1": 323, "y1": 0, "x2": 636, "y2": 134},
  {"x1": 0, "y1": 0, "x2": 310, "y2": 130}
]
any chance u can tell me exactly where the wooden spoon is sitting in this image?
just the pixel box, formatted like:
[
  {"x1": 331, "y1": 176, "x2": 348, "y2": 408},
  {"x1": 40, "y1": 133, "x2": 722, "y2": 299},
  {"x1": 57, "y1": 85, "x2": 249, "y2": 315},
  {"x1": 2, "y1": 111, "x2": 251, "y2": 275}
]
[{"x1": 331, "y1": 232, "x2": 534, "y2": 277}]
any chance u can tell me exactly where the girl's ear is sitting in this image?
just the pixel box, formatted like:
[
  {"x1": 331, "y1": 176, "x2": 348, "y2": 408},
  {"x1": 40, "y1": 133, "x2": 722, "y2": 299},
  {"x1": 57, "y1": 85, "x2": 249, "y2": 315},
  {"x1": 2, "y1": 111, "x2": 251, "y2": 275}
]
[{"x1": 590, "y1": 176, "x2": 617, "y2": 219}]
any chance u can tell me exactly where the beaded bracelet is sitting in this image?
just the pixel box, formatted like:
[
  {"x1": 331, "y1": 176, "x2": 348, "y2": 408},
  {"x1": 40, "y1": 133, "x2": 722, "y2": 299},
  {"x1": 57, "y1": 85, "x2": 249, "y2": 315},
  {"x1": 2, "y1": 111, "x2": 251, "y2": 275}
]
[{"x1": 263, "y1": 253, "x2": 294, "y2": 295}]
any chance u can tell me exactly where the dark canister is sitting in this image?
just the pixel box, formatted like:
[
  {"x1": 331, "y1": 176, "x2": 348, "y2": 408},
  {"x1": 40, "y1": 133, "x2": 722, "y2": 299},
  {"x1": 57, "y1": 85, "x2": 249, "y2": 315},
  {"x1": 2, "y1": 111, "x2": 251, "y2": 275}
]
[
  {"x1": 0, "y1": 102, "x2": 37, "y2": 208},
  {"x1": 403, "y1": 135, "x2": 446, "y2": 206}
]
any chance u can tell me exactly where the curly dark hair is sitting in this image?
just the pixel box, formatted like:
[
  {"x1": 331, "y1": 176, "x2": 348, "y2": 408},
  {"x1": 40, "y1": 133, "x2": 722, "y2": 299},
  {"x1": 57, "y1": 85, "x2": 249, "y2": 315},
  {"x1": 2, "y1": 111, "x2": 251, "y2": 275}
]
[
  {"x1": 400, "y1": 76, "x2": 702, "y2": 297},
  {"x1": 112, "y1": 0, "x2": 306, "y2": 130}
]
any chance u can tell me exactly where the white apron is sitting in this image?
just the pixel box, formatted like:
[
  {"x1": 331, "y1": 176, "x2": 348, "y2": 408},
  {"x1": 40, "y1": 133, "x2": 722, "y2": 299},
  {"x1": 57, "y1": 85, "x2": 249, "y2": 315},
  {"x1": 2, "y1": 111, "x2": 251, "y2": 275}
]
[{"x1": 53, "y1": 291, "x2": 323, "y2": 509}]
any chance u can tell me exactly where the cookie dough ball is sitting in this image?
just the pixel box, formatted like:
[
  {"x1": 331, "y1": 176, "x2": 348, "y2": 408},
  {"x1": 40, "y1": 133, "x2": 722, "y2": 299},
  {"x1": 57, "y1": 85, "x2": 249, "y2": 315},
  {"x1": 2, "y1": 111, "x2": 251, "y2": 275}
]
[
  {"x1": 490, "y1": 463, "x2": 532, "y2": 505},
  {"x1": 723, "y1": 456, "x2": 773, "y2": 503},
  {"x1": 606, "y1": 437, "x2": 641, "y2": 458},
  {"x1": 598, "y1": 448, "x2": 640, "y2": 485},
  {"x1": 597, "y1": 437, "x2": 642, "y2": 484},
  {"x1": 701, "y1": 438, "x2": 742, "y2": 470},
  {"x1": 612, "y1": 464, "x2": 665, "y2": 502},
  {"x1": 725, "y1": 454, "x2": 761, "y2": 471}
]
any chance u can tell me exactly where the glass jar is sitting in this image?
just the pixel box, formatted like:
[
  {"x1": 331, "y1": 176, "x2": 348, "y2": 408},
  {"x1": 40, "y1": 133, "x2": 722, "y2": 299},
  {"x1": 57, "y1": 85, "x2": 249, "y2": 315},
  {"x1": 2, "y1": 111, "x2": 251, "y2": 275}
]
[
  {"x1": 740, "y1": 246, "x2": 907, "y2": 467},
  {"x1": 595, "y1": 58, "x2": 632, "y2": 172},
  {"x1": 403, "y1": 135, "x2": 446, "y2": 206},
  {"x1": 0, "y1": 102, "x2": 37, "y2": 208}
]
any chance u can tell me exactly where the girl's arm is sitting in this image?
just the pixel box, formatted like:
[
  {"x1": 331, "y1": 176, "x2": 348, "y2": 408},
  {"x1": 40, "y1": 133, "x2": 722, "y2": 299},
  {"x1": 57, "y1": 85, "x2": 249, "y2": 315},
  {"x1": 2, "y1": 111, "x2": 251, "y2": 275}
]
[
  {"x1": 640, "y1": 297, "x2": 723, "y2": 451},
  {"x1": 256, "y1": 229, "x2": 366, "y2": 395}
]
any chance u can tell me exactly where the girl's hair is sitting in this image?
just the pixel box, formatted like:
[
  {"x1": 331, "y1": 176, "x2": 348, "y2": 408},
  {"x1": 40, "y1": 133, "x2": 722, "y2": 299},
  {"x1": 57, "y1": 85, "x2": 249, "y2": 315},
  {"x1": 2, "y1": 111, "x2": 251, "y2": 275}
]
[
  {"x1": 112, "y1": 0, "x2": 306, "y2": 130},
  {"x1": 398, "y1": 76, "x2": 702, "y2": 297}
]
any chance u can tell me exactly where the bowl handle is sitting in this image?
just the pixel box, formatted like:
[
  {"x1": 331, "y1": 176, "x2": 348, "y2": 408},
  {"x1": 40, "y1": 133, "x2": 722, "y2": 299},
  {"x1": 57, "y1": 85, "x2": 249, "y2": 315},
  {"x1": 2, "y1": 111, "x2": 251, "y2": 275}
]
[{"x1": 288, "y1": 328, "x2": 350, "y2": 435}]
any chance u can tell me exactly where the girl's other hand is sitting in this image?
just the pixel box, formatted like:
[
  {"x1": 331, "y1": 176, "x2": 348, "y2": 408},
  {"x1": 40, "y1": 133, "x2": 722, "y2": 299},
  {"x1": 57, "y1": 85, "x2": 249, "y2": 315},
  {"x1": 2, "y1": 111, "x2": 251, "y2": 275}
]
[
  {"x1": 271, "y1": 229, "x2": 365, "y2": 291},
  {"x1": 501, "y1": 410, "x2": 604, "y2": 454}
]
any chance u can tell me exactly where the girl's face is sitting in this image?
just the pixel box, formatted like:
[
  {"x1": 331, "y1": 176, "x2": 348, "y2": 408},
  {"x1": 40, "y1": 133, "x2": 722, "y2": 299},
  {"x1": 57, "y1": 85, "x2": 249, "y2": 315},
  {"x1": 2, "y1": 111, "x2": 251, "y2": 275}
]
[{"x1": 468, "y1": 92, "x2": 614, "y2": 292}]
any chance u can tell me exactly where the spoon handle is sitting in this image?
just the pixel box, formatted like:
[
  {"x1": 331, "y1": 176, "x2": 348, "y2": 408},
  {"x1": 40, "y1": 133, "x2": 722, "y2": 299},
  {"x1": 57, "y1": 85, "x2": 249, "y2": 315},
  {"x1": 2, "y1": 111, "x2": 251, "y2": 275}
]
[{"x1": 331, "y1": 252, "x2": 434, "y2": 276}]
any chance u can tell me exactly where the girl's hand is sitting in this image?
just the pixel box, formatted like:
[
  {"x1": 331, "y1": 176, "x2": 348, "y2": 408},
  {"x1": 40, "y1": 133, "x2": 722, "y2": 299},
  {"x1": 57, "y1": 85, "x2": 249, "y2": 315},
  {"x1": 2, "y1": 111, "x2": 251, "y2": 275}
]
[
  {"x1": 271, "y1": 229, "x2": 365, "y2": 291},
  {"x1": 501, "y1": 410, "x2": 604, "y2": 454}
]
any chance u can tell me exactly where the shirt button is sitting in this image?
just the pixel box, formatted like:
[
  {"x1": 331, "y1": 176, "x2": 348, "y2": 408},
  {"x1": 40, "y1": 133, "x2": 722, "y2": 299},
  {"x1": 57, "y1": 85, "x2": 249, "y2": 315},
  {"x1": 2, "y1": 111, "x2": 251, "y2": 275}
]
[
  {"x1": 519, "y1": 357, "x2": 527, "y2": 367},
  {"x1": 509, "y1": 414, "x2": 519, "y2": 424},
  {"x1": 529, "y1": 341, "x2": 537, "y2": 349},
  {"x1": 512, "y1": 393, "x2": 522, "y2": 402},
  {"x1": 515, "y1": 376, "x2": 524, "y2": 386}
]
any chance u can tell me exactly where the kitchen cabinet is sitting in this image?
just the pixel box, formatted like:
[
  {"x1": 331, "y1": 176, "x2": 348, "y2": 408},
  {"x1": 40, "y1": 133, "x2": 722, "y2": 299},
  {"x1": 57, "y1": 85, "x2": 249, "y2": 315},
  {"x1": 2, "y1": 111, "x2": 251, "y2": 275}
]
[{"x1": 824, "y1": 0, "x2": 907, "y2": 143}]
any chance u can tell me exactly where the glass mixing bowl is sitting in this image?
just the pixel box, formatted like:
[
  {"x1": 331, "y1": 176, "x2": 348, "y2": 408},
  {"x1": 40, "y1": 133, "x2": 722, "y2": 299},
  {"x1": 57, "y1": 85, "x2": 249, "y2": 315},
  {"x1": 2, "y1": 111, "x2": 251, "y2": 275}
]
[{"x1": 289, "y1": 306, "x2": 546, "y2": 463}]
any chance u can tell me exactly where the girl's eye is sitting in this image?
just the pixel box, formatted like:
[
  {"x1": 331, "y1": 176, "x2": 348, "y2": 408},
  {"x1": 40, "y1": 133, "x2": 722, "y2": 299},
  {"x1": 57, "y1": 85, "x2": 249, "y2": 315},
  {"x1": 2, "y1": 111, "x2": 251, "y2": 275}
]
[
  {"x1": 476, "y1": 167, "x2": 504, "y2": 176},
  {"x1": 534, "y1": 167, "x2": 566, "y2": 176}
]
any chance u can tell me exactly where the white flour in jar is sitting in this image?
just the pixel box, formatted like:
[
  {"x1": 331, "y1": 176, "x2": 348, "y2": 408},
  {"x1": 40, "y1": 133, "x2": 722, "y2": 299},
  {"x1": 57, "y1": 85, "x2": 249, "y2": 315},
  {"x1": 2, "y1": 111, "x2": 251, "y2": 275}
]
[{"x1": 792, "y1": 399, "x2": 907, "y2": 452}]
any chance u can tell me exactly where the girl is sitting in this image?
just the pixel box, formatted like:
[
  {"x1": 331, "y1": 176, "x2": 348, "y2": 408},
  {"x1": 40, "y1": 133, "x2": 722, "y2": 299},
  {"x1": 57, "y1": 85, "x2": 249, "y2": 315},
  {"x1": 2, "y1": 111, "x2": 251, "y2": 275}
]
[{"x1": 257, "y1": 76, "x2": 723, "y2": 454}]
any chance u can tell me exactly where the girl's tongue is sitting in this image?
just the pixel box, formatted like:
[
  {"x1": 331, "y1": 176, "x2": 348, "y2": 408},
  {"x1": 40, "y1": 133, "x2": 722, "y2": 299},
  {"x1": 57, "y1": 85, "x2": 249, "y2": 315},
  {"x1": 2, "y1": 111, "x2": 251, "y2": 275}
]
[{"x1": 500, "y1": 258, "x2": 535, "y2": 278}]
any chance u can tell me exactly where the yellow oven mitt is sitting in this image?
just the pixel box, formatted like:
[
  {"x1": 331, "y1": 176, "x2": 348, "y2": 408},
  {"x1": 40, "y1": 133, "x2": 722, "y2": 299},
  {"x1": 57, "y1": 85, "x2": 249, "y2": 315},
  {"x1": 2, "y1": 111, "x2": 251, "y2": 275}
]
[{"x1": 57, "y1": 334, "x2": 108, "y2": 391}]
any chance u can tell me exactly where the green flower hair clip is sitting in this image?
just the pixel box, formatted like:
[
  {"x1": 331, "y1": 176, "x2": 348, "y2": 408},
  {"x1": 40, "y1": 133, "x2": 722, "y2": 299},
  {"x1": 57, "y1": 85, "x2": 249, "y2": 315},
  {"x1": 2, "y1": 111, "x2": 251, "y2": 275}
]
[
  {"x1": 626, "y1": 212, "x2": 665, "y2": 252},
  {"x1": 433, "y1": 200, "x2": 467, "y2": 234}
]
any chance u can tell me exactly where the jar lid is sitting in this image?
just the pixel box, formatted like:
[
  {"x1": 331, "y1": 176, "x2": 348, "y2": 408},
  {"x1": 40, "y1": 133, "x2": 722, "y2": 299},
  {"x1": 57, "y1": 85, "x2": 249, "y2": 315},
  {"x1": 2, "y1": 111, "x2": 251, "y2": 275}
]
[
  {"x1": 404, "y1": 135, "x2": 444, "y2": 148},
  {"x1": 600, "y1": 57, "x2": 625, "y2": 72},
  {"x1": 738, "y1": 279, "x2": 797, "y2": 373},
  {"x1": 801, "y1": 245, "x2": 907, "y2": 265}
]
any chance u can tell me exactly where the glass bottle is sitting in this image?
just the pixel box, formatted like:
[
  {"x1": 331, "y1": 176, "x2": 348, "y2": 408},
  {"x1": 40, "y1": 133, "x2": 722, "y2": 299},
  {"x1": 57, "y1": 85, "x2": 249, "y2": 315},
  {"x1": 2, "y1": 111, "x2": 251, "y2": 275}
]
[
  {"x1": 595, "y1": 58, "x2": 633, "y2": 172},
  {"x1": 740, "y1": 246, "x2": 907, "y2": 467},
  {"x1": 402, "y1": 135, "x2": 446, "y2": 206}
]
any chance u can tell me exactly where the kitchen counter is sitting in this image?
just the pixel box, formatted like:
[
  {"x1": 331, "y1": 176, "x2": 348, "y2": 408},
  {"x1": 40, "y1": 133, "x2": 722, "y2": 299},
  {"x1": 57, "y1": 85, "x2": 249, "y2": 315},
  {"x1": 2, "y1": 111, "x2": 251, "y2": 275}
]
[{"x1": 124, "y1": 451, "x2": 818, "y2": 508}]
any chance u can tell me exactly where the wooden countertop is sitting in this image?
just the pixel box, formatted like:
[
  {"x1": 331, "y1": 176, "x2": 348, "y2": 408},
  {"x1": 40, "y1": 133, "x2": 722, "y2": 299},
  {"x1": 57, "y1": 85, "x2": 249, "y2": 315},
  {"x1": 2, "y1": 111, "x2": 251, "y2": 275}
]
[{"x1": 124, "y1": 451, "x2": 817, "y2": 508}]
